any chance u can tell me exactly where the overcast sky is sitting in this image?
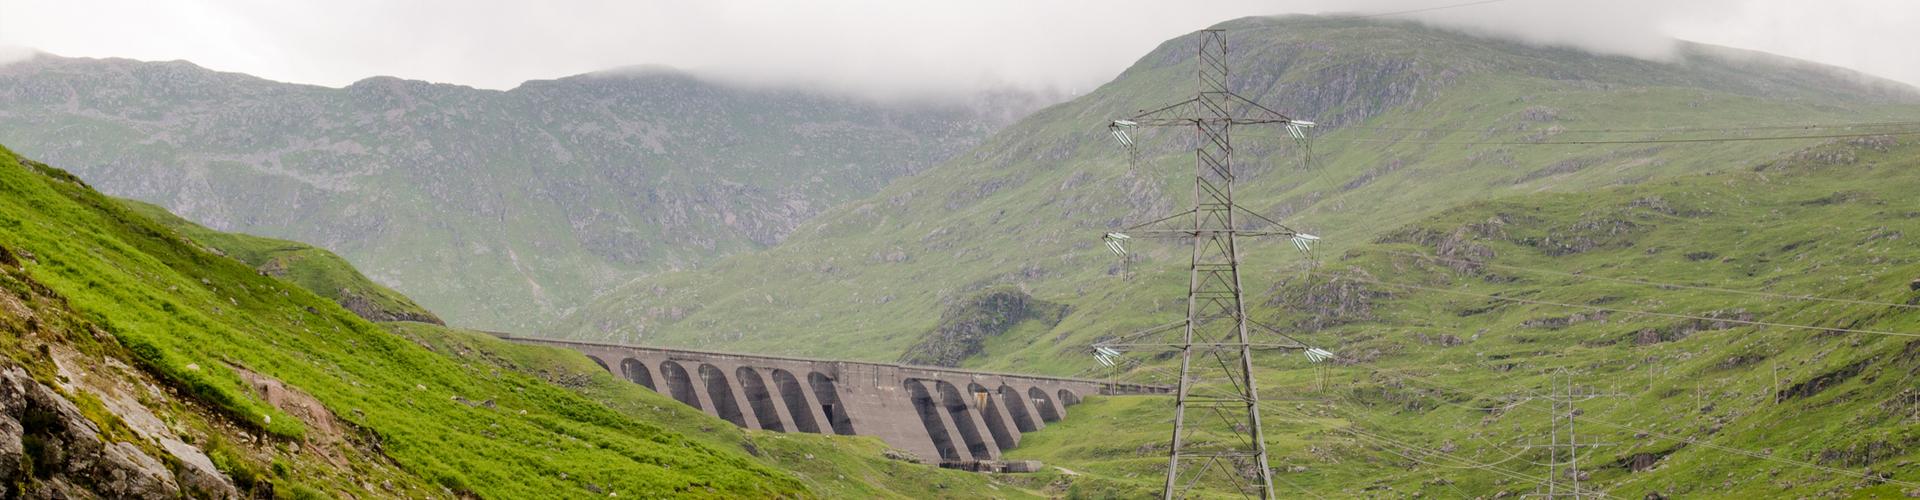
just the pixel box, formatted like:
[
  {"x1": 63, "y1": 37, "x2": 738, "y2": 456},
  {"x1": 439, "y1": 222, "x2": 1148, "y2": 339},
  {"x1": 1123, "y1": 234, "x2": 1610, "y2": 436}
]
[{"x1": 2, "y1": 0, "x2": 1916, "y2": 99}]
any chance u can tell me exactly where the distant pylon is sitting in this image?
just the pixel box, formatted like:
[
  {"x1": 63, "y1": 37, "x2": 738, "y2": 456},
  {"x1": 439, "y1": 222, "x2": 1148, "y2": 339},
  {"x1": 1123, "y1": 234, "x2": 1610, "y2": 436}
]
[
  {"x1": 1520, "y1": 370, "x2": 1616, "y2": 498},
  {"x1": 1090, "y1": 29, "x2": 1330, "y2": 499}
]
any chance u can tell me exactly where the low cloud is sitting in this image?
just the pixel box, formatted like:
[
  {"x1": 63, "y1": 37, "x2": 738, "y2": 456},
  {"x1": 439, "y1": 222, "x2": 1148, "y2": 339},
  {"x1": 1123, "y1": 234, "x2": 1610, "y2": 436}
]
[
  {"x1": 0, "y1": 0, "x2": 1912, "y2": 98},
  {"x1": 0, "y1": 45, "x2": 37, "y2": 67}
]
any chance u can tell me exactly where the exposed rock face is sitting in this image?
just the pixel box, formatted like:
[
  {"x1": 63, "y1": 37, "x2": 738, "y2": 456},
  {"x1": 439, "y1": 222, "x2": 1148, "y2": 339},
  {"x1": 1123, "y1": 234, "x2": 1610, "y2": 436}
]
[
  {"x1": 1775, "y1": 357, "x2": 1871, "y2": 403},
  {"x1": 1630, "y1": 309, "x2": 1755, "y2": 346},
  {"x1": 1614, "y1": 446, "x2": 1682, "y2": 473},
  {"x1": 898, "y1": 287, "x2": 1067, "y2": 367},
  {"x1": 1535, "y1": 211, "x2": 1645, "y2": 257},
  {"x1": 1267, "y1": 271, "x2": 1387, "y2": 330},
  {"x1": 337, "y1": 288, "x2": 441, "y2": 324},
  {"x1": 0, "y1": 367, "x2": 237, "y2": 498},
  {"x1": 1523, "y1": 311, "x2": 1610, "y2": 330},
  {"x1": 1378, "y1": 216, "x2": 1509, "y2": 274}
]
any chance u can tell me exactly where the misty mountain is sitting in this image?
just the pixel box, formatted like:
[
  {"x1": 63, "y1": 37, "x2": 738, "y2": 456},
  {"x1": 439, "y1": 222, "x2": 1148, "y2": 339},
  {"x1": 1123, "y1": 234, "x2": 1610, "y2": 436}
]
[
  {"x1": 0, "y1": 55, "x2": 1047, "y2": 330},
  {"x1": 552, "y1": 15, "x2": 1920, "y2": 358},
  {"x1": 540, "y1": 16, "x2": 1920, "y2": 496}
]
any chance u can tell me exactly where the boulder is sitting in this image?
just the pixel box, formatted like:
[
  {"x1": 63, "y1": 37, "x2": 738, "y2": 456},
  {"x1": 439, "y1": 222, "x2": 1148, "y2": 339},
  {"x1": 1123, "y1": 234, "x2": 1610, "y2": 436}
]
[{"x1": 0, "y1": 367, "x2": 196, "y2": 498}]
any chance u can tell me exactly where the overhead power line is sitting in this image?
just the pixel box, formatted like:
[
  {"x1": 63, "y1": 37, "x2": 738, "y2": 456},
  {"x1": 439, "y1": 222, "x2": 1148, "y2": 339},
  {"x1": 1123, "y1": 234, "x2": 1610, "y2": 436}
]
[
  {"x1": 1382, "y1": 250, "x2": 1920, "y2": 311},
  {"x1": 1369, "y1": 367, "x2": 1920, "y2": 490},
  {"x1": 1355, "y1": 277, "x2": 1920, "y2": 339},
  {"x1": 1337, "y1": 120, "x2": 1920, "y2": 135},
  {"x1": 1255, "y1": 401, "x2": 1624, "y2": 499},
  {"x1": 1244, "y1": 130, "x2": 1920, "y2": 146}
]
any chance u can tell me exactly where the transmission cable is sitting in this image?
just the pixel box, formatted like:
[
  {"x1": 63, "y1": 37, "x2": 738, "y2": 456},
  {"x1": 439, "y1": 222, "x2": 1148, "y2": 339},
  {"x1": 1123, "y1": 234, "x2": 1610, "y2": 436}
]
[
  {"x1": 1333, "y1": 120, "x2": 1920, "y2": 135},
  {"x1": 1355, "y1": 277, "x2": 1920, "y2": 339},
  {"x1": 1258, "y1": 401, "x2": 1611, "y2": 497},
  {"x1": 1242, "y1": 130, "x2": 1920, "y2": 146},
  {"x1": 1382, "y1": 250, "x2": 1920, "y2": 311},
  {"x1": 1367, "y1": 367, "x2": 1920, "y2": 489}
]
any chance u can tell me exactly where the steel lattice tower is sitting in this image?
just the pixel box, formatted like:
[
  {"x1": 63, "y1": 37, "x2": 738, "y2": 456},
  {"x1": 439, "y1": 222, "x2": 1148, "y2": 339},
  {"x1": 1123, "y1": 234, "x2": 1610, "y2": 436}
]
[
  {"x1": 1095, "y1": 29, "x2": 1328, "y2": 499},
  {"x1": 1521, "y1": 371, "x2": 1615, "y2": 499}
]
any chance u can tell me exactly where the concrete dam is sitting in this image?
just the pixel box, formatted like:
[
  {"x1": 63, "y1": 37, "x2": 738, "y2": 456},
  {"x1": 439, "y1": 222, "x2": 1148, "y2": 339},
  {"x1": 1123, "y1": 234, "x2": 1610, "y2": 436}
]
[{"x1": 508, "y1": 338, "x2": 1170, "y2": 463}]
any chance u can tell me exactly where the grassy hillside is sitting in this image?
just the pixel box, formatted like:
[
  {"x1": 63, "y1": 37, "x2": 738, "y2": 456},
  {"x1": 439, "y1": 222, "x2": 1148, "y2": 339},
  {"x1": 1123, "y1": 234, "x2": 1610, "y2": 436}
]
[
  {"x1": 0, "y1": 145, "x2": 1038, "y2": 498},
  {"x1": 0, "y1": 57, "x2": 1041, "y2": 331},
  {"x1": 121, "y1": 199, "x2": 441, "y2": 325},
  {"x1": 554, "y1": 15, "x2": 1920, "y2": 369},
  {"x1": 1003, "y1": 137, "x2": 1920, "y2": 497}
]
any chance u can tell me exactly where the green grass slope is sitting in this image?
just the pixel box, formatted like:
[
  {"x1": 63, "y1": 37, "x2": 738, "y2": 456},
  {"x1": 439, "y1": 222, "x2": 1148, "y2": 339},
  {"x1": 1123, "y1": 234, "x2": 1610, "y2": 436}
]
[
  {"x1": 1003, "y1": 137, "x2": 1920, "y2": 498},
  {"x1": 120, "y1": 199, "x2": 441, "y2": 325},
  {"x1": 1, "y1": 143, "x2": 1052, "y2": 498},
  {"x1": 554, "y1": 15, "x2": 1920, "y2": 370},
  {"x1": 0, "y1": 145, "x2": 810, "y2": 497}
]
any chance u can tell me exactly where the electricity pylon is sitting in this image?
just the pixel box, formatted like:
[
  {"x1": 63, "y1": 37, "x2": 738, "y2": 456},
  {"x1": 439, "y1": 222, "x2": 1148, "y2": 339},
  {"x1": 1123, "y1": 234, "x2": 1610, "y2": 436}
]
[
  {"x1": 1520, "y1": 371, "x2": 1616, "y2": 499},
  {"x1": 1092, "y1": 29, "x2": 1329, "y2": 499}
]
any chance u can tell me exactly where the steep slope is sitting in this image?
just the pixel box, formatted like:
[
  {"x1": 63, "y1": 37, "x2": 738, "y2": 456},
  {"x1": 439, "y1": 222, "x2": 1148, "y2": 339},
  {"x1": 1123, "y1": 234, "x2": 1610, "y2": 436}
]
[
  {"x1": 0, "y1": 145, "x2": 1037, "y2": 498},
  {"x1": 555, "y1": 15, "x2": 1920, "y2": 365},
  {"x1": 1004, "y1": 137, "x2": 1920, "y2": 498},
  {"x1": 120, "y1": 199, "x2": 441, "y2": 325},
  {"x1": 0, "y1": 57, "x2": 1040, "y2": 331}
]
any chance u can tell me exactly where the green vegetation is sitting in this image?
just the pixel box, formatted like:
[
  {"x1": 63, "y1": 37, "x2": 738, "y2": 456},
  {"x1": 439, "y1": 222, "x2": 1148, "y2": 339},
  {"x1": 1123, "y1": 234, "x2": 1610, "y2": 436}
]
[
  {"x1": 0, "y1": 144, "x2": 807, "y2": 496},
  {"x1": 1, "y1": 145, "x2": 1051, "y2": 498},
  {"x1": 1004, "y1": 138, "x2": 1920, "y2": 497},
  {"x1": 557, "y1": 15, "x2": 1920, "y2": 368},
  {"x1": 122, "y1": 199, "x2": 441, "y2": 324},
  {"x1": 9, "y1": 13, "x2": 1920, "y2": 498},
  {"x1": 546, "y1": 15, "x2": 1920, "y2": 497},
  {"x1": 0, "y1": 58, "x2": 1035, "y2": 331}
]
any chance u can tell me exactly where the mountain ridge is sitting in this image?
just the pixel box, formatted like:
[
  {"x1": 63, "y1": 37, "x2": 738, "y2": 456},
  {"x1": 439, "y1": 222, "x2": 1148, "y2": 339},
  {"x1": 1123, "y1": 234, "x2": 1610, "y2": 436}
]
[
  {"x1": 552, "y1": 14, "x2": 1920, "y2": 363},
  {"x1": 0, "y1": 52, "x2": 1051, "y2": 331}
]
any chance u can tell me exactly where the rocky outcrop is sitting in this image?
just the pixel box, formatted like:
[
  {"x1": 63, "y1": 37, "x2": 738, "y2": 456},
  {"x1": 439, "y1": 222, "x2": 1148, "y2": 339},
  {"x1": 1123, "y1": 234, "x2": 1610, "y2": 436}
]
[
  {"x1": 337, "y1": 288, "x2": 443, "y2": 325},
  {"x1": 0, "y1": 367, "x2": 236, "y2": 498},
  {"x1": 1267, "y1": 271, "x2": 1388, "y2": 330},
  {"x1": 1614, "y1": 446, "x2": 1683, "y2": 473},
  {"x1": 1378, "y1": 216, "x2": 1510, "y2": 275},
  {"x1": 1775, "y1": 357, "x2": 1871, "y2": 403},
  {"x1": 1532, "y1": 211, "x2": 1646, "y2": 257},
  {"x1": 1524, "y1": 311, "x2": 1610, "y2": 330},
  {"x1": 1629, "y1": 309, "x2": 1755, "y2": 345},
  {"x1": 898, "y1": 287, "x2": 1068, "y2": 367}
]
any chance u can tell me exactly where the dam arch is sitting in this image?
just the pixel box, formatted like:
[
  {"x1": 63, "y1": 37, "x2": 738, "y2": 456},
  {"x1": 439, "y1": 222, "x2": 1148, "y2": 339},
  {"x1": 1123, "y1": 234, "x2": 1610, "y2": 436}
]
[
  {"x1": 699, "y1": 364, "x2": 749, "y2": 428},
  {"x1": 736, "y1": 367, "x2": 785, "y2": 432},
  {"x1": 515, "y1": 337, "x2": 1169, "y2": 464},
  {"x1": 620, "y1": 358, "x2": 655, "y2": 391},
  {"x1": 1029, "y1": 387, "x2": 1062, "y2": 422},
  {"x1": 999, "y1": 385, "x2": 1039, "y2": 432},
  {"x1": 809, "y1": 372, "x2": 856, "y2": 435},
  {"x1": 658, "y1": 361, "x2": 702, "y2": 410},
  {"x1": 771, "y1": 369, "x2": 822, "y2": 433}
]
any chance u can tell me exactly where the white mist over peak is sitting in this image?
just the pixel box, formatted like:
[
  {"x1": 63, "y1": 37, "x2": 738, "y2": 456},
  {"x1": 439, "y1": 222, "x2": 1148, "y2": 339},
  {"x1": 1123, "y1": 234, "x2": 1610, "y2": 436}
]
[
  {"x1": 0, "y1": 46, "x2": 38, "y2": 67},
  {"x1": 0, "y1": 0, "x2": 1913, "y2": 99}
]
